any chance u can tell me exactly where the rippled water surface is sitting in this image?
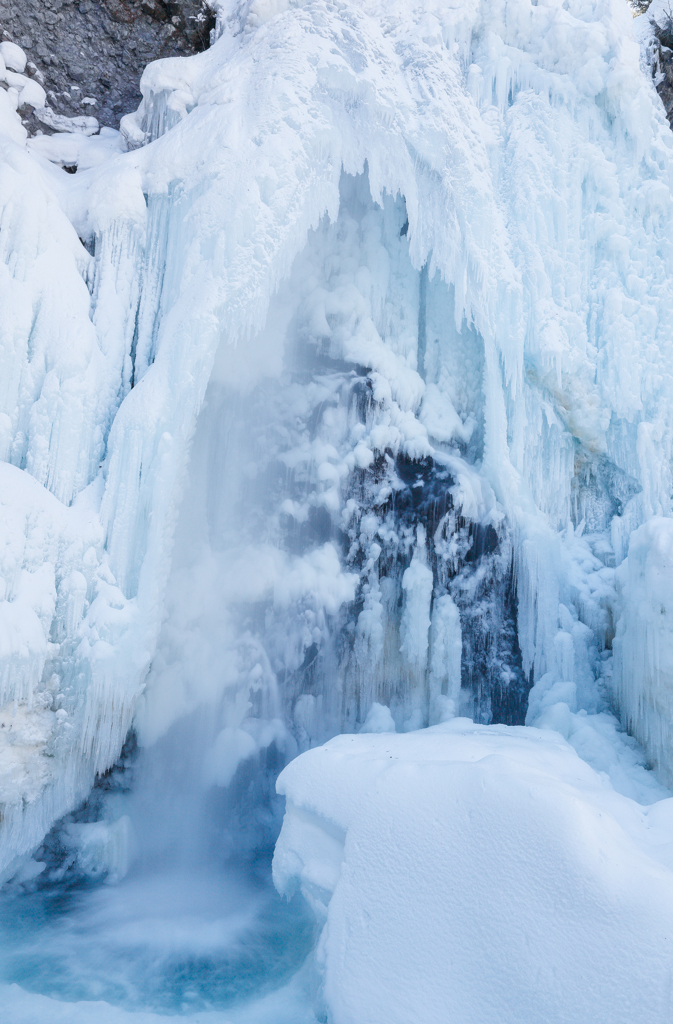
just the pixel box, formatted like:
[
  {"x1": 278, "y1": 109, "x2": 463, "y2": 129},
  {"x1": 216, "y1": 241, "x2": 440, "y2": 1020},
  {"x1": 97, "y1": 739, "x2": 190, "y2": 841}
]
[{"x1": 0, "y1": 858, "x2": 315, "y2": 1020}]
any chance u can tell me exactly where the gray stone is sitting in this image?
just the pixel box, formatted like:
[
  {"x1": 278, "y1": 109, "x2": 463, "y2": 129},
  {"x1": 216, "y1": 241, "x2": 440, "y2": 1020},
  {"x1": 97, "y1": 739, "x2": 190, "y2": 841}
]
[
  {"x1": 652, "y1": 17, "x2": 673, "y2": 126},
  {"x1": 0, "y1": 0, "x2": 216, "y2": 131}
]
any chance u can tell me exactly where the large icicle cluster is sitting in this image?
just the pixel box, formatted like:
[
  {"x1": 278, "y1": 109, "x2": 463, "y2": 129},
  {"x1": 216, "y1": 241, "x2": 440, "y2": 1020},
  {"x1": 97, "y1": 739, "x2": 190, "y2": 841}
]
[
  {"x1": 2, "y1": 0, "x2": 673, "y2": 875},
  {"x1": 138, "y1": 166, "x2": 524, "y2": 786}
]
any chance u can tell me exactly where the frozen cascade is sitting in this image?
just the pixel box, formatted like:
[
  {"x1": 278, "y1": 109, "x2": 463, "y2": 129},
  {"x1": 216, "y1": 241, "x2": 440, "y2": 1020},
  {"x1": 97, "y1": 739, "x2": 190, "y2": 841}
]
[
  {"x1": 137, "y1": 166, "x2": 526, "y2": 770},
  {"x1": 3, "y1": 0, "x2": 673, "y2": 1019}
]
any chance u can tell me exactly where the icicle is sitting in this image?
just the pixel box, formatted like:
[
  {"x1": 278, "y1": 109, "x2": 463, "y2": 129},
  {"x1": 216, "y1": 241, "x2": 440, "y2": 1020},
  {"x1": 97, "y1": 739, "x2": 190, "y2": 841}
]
[{"x1": 400, "y1": 526, "x2": 433, "y2": 675}]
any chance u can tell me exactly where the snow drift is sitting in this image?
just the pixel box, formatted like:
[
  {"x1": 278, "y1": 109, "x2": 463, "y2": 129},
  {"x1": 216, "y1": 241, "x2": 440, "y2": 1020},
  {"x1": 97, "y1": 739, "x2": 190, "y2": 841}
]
[{"x1": 274, "y1": 719, "x2": 673, "y2": 1024}]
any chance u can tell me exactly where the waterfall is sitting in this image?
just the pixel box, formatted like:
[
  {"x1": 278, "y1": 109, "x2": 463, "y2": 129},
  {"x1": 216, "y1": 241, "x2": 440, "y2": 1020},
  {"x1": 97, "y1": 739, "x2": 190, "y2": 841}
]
[{"x1": 4, "y1": 2, "x2": 673, "y2": 1021}]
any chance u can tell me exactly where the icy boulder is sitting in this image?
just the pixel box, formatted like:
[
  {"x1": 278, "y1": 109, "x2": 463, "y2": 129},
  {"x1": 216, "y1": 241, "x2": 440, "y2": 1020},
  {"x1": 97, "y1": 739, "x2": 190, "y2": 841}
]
[{"x1": 274, "y1": 720, "x2": 673, "y2": 1024}]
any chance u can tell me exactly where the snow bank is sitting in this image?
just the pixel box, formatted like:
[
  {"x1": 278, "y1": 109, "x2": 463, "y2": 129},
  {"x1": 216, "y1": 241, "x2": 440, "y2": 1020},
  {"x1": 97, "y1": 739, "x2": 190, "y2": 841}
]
[{"x1": 274, "y1": 719, "x2": 673, "y2": 1024}]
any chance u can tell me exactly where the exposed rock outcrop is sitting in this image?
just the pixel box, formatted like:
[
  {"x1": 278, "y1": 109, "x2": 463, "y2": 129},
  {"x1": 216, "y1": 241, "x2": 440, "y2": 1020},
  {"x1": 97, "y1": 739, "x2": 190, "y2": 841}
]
[{"x1": 0, "y1": 0, "x2": 215, "y2": 131}]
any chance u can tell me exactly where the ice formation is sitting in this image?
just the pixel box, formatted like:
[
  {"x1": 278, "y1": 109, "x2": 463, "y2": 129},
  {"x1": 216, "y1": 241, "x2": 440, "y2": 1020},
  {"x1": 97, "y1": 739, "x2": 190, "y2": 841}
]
[{"x1": 3, "y1": 0, "x2": 673, "y2": 1016}]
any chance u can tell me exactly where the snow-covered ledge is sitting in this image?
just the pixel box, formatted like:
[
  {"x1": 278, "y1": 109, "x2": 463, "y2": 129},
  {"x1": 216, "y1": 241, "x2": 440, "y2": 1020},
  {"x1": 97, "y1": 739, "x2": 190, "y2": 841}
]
[{"x1": 274, "y1": 720, "x2": 673, "y2": 1024}]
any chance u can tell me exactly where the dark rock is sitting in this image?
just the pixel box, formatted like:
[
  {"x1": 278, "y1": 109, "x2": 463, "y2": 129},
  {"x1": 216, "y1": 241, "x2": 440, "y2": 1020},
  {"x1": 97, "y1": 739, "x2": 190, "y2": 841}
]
[
  {"x1": 645, "y1": 9, "x2": 673, "y2": 126},
  {"x1": 0, "y1": 0, "x2": 217, "y2": 130}
]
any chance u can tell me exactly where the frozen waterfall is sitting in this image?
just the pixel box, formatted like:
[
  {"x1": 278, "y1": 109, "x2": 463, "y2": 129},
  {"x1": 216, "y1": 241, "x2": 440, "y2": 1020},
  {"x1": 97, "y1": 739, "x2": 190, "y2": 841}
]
[{"x1": 3, "y1": 0, "x2": 673, "y2": 1021}]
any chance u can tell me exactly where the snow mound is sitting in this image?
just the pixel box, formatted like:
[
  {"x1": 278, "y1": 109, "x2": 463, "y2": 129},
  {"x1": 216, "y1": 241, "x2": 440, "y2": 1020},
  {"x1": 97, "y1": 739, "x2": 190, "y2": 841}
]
[{"x1": 274, "y1": 719, "x2": 673, "y2": 1024}]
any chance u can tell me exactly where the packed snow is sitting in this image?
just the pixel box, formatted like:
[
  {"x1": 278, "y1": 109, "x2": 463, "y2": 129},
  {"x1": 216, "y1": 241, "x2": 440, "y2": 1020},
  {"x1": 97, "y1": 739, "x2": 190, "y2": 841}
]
[{"x1": 274, "y1": 719, "x2": 673, "y2": 1024}]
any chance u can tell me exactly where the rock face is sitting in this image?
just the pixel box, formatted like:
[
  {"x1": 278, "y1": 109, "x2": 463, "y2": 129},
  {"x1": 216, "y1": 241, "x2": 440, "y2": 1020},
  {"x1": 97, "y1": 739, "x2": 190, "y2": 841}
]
[
  {"x1": 653, "y1": 15, "x2": 673, "y2": 124},
  {"x1": 0, "y1": 0, "x2": 215, "y2": 130}
]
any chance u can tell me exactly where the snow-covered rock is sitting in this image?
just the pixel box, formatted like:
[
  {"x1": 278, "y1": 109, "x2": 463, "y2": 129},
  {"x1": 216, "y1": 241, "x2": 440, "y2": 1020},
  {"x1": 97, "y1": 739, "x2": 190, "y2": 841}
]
[{"x1": 274, "y1": 720, "x2": 673, "y2": 1024}]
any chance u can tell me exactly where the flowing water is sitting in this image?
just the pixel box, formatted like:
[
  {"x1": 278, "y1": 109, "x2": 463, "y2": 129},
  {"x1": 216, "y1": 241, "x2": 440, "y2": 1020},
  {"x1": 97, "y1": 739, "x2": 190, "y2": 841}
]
[{"x1": 0, "y1": 865, "x2": 313, "y2": 1015}]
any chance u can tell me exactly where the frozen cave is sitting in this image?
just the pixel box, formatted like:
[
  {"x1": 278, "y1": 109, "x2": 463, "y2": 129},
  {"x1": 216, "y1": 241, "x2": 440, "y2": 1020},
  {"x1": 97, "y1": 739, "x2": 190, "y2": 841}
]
[{"x1": 4, "y1": 1, "x2": 673, "y2": 1022}]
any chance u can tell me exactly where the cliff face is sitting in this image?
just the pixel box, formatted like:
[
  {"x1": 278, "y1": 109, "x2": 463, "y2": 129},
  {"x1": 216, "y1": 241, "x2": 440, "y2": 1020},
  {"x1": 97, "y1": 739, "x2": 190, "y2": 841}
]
[
  {"x1": 653, "y1": 18, "x2": 673, "y2": 123},
  {"x1": 632, "y1": 2, "x2": 673, "y2": 127},
  {"x1": 0, "y1": 0, "x2": 215, "y2": 130}
]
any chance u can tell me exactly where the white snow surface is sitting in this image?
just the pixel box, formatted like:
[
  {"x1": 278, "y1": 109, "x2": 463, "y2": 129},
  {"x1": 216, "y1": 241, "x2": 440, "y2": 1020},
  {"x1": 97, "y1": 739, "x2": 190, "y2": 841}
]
[
  {"x1": 1, "y1": 0, "x2": 673, "y2": 899},
  {"x1": 274, "y1": 719, "x2": 673, "y2": 1024}
]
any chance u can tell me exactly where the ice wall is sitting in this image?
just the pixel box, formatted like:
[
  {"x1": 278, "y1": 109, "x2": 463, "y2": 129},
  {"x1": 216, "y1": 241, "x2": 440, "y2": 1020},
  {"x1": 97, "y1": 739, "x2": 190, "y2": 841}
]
[
  {"x1": 0, "y1": 87, "x2": 148, "y2": 877},
  {"x1": 119, "y1": 0, "x2": 673, "y2": 785},
  {"x1": 3, "y1": 0, "x2": 673, "y2": 873}
]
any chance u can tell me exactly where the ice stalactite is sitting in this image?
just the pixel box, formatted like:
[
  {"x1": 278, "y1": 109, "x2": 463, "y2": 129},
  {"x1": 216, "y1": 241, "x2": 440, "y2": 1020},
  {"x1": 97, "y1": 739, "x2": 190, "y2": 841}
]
[
  {"x1": 0, "y1": 138, "x2": 147, "y2": 878},
  {"x1": 613, "y1": 517, "x2": 673, "y2": 785}
]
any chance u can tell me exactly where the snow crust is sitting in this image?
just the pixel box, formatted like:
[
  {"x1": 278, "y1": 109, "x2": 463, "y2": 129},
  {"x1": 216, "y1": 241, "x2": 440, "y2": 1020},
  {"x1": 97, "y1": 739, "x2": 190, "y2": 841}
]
[{"x1": 274, "y1": 719, "x2": 673, "y2": 1024}]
